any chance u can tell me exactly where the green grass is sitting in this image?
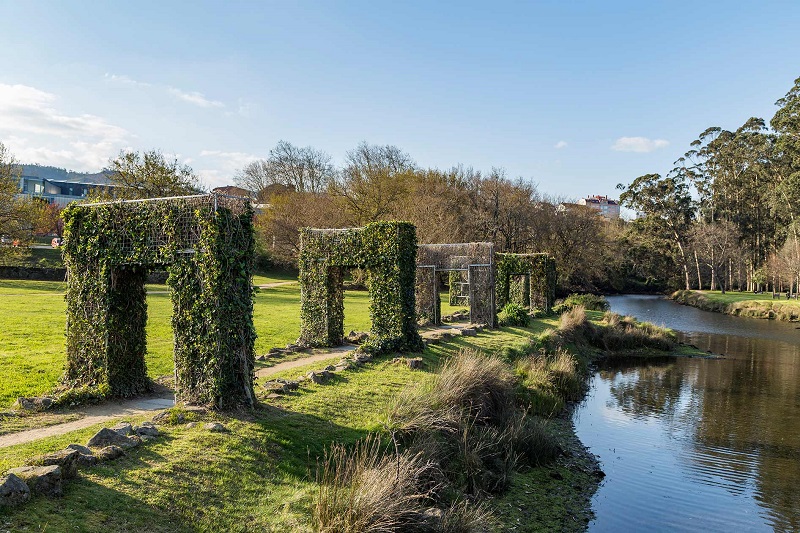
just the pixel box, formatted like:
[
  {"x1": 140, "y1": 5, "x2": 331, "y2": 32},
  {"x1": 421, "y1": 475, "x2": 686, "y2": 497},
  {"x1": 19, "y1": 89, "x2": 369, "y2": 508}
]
[
  {"x1": 0, "y1": 320, "x2": 592, "y2": 531},
  {"x1": 0, "y1": 277, "x2": 374, "y2": 407},
  {"x1": 672, "y1": 289, "x2": 800, "y2": 322},
  {"x1": 700, "y1": 290, "x2": 800, "y2": 306}
]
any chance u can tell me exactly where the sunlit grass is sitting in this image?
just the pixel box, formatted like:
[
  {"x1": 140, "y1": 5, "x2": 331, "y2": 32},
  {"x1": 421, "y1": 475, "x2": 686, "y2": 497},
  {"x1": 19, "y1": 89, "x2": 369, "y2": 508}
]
[{"x1": 0, "y1": 278, "x2": 376, "y2": 407}]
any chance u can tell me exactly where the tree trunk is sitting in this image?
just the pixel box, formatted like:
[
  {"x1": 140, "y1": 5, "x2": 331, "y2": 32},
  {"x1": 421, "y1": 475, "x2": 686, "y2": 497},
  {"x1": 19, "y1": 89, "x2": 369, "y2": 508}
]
[
  {"x1": 695, "y1": 250, "x2": 702, "y2": 290},
  {"x1": 676, "y1": 240, "x2": 691, "y2": 290}
]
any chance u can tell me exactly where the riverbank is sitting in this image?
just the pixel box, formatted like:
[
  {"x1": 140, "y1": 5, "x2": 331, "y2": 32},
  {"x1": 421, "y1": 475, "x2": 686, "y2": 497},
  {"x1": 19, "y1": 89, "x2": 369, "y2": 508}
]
[
  {"x1": 0, "y1": 286, "x2": 690, "y2": 530},
  {"x1": 671, "y1": 289, "x2": 800, "y2": 322}
]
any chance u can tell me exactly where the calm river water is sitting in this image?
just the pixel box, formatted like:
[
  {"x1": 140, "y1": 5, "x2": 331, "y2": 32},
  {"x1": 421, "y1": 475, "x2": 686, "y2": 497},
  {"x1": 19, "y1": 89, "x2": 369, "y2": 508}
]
[{"x1": 573, "y1": 295, "x2": 800, "y2": 532}]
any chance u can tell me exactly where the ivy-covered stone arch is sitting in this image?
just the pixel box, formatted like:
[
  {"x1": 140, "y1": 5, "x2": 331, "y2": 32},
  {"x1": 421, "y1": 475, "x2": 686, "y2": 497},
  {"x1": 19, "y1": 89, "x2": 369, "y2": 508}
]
[
  {"x1": 496, "y1": 253, "x2": 557, "y2": 313},
  {"x1": 61, "y1": 194, "x2": 256, "y2": 409},
  {"x1": 298, "y1": 222, "x2": 423, "y2": 354}
]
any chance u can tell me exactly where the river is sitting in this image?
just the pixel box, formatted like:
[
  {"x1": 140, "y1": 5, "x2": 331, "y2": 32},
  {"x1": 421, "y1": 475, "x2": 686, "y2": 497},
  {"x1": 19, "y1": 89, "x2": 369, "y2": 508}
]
[{"x1": 573, "y1": 294, "x2": 800, "y2": 532}]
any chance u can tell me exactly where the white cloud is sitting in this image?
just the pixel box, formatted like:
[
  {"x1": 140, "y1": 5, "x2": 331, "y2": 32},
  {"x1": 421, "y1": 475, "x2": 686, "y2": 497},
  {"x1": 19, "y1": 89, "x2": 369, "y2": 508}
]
[
  {"x1": 611, "y1": 136, "x2": 669, "y2": 153},
  {"x1": 0, "y1": 83, "x2": 130, "y2": 170},
  {"x1": 104, "y1": 73, "x2": 152, "y2": 88},
  {"x1": 106, "y1": 73, "x2": 226, "y2": 110},
  {"x1": 168, "y1": 87, "x2": 224, "y2": 108},
  {"x1": 554, "y1": 140, "x2": 568, "y2": 149}
]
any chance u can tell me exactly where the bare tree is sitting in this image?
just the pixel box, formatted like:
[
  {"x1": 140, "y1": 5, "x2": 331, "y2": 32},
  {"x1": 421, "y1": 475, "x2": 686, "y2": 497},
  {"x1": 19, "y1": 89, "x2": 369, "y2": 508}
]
[
  {"x1": 331, "y1": 142, "x2": 416, "y2": 225},
  {"x1": 0, "y1": 142, "x2": 37, "y2": 248},
  {"x1": 236, "y1": 141, "x2": 334, "y2": 199}
]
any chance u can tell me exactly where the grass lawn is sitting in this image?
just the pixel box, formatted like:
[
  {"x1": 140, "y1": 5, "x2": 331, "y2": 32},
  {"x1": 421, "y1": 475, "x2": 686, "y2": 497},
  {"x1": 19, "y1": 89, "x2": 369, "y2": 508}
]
[
  {"x1": 0, "y1": 277, "x2": 382, "y2": 407},
  {"x1": 0, "y1": 275, "x2": 477, "y2": 407},
  {"x1": 0, "y1": 313, "x2": 587, "y2": 531},
  {"x1": 673, "y1": 289, "x2": 800, "y2": 321},
  {"x1": 698, "y1": 290, "x2": 800, "y2": 306}
]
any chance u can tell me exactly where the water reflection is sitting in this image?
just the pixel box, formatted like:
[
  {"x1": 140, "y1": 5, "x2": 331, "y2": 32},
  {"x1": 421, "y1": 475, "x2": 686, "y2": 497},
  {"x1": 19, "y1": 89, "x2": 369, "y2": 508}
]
[{"x1": 575, "y1": 296, "x2": 800, "y2": 532}]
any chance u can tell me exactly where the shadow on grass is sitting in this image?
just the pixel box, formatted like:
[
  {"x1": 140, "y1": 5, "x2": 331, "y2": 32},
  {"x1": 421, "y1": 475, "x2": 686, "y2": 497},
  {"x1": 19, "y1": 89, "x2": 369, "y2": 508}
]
[{"x1": 0, "y1": 405, "x2": 370, "y2": 531}]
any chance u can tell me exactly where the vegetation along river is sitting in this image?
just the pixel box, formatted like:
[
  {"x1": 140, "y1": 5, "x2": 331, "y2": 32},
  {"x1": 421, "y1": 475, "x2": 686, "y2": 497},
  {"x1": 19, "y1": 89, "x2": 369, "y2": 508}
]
[{"x1": 573, "y1": 294, "x2": 800, "y2": 532}]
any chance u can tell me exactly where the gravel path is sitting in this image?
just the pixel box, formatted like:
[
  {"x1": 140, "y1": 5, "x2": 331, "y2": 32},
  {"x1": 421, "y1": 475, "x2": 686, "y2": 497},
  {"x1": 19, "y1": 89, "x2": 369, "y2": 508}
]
[{"x1": 0, "y1": 396, "x2": 175, "y2": 449}]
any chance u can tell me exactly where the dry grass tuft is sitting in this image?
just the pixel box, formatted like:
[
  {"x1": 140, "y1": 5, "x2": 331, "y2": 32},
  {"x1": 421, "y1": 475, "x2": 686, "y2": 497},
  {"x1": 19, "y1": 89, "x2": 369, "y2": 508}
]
[{"x1": 314, "y1": 435, "x2": 441, "y2": 532}]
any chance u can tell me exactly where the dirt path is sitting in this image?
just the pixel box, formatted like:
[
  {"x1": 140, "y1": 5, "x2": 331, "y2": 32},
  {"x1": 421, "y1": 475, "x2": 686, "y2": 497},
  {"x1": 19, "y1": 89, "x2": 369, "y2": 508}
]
[
  {"x1": 255, "y1": 345, "x2": 355, "y2": 379},
  {"x1": 0, "y1": 323, "x2": 473, "y2": 448},
  {"x1": 0, "y1": 396, "x2": 175, "y2": 449},
  {"x1": 0, "y1": 344, "x2": 349, "y2": 449},
  {"x1": 255, "y1": 281, "x2": 296, "y2": 289}
]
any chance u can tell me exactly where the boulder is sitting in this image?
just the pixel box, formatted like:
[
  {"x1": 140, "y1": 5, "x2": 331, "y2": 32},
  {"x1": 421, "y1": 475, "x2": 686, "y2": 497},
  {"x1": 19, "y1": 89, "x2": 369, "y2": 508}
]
[
  {"x1": 0, "y1": 474, "x2": 30, "y2": 507},
  {"x1": 407, "y1": 357, "x2": 424, "y2": 370},
  {"x1": 460, "y1": 328, "x2": 477, "y2": 336},
  {"x1": 96, "y1": 445, "x2": 125, "y2": 462},
  {"x1": 66, "y1": 444, "x2": 97, "y2": 468},
  {"x1": 86, "y1": 428, "x2": 140, "y2": 449},
  {"x1": 111, "y1": 422, "x2": 133, "y2": 436},
  {"x1": 306, "y1": 370, "x2": 333, "y2": 384},
  {"x1": 185, "y1": 422, "x2": 199, "y2": 429},
  {"x1": 134, "y1": 422, "x2": 160, "y2": 437},
  {"x1": 27, "y1": 449, "x2": 80, "y2": 479},
  {"x1": 345, "y1": 331, "x2": 369, "y2": 344},
  {"x1": 353, "y1": 354, "x2": 372, "y2": 364},
  {"x1": 66, "y1": 444, "x2": 92, "y2": 456},
  {"x1": 205, "y1": 422, "x2": 227, "y2": 433},
  {"x1": 7, "y1": 466, "x2": 62, "y2": 497},
  {"x1": 12, "y1": 397, "x2": 54, "y2": 412},
  {"x1": 12, "y1": 398, "x2": 37, "y2": 411},
  {"x1": 263, "y1": 381, "x2": 289, "y2": 394}
]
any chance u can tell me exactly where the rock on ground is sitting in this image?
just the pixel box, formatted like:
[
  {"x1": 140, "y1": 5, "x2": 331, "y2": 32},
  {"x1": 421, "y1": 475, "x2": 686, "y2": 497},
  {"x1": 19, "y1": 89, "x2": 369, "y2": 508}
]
[
  {"x1": 6, "y1": 466, "x2": 62, "y2": 497},
  {"x1": 134, "y1": 422, "x2": 159, "y2": 437},
  {"x1": 87, "y1": 427, "x2": 140, "y2": 449},
  {"x1": 96, "y1": 445, "x2": 125, "y2": 462},
  {"x1": 0, "y1": 474, "x2": 30, "y2": 507},
  {"x1": 27, "y1": 449, "x2": 80, "y2": 479},
  {"x1": 205, "y1": 422, "x2": 227, "y2": 432}
]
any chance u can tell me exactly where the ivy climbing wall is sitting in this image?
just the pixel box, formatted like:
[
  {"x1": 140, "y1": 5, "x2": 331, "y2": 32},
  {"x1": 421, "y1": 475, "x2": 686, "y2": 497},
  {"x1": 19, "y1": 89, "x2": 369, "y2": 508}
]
[
  {"x1": 495, "y1": 253, "x2": 557, "y2": 313},
  {"x1": 62, "y1": 194, "x2": 256, "y2": 409},
  {"x1": 298, "y1": 221, "x2": 423, "y2": 354}
]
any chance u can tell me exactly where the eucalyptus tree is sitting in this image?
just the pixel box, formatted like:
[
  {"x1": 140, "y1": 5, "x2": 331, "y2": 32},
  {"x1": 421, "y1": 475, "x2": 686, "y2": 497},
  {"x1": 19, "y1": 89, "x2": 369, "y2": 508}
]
[
  {"x1": 617, "y1": 171, "x2": 696, "y2": 290},
  {"x1": 770, "y1": 77, "x2": 800, "y2": 267},
  {"x1": 680, "y1": 118, "x2": 775, "y2": 287}
]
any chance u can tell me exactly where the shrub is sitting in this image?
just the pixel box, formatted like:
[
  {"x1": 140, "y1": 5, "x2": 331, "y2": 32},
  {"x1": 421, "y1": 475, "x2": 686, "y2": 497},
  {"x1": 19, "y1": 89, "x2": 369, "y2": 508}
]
[
  {"x1": 498, "y1": 303, "x2": 530, "y2": 327},
  {"x1": 514, "y1": 351, "x2": 583, "y2": 417},
  {"x1": 553, "y1": 293, "x2": 609, "y2": 313},
  {"x1": 547, "y1": 350, "x2": 583, "y2": 401}
]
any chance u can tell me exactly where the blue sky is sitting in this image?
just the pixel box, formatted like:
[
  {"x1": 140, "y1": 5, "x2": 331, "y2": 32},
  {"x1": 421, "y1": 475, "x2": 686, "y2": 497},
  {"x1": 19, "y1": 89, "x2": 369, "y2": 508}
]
[{"x1": 1, "y1": 1, "x2": 799, "y2": 200}]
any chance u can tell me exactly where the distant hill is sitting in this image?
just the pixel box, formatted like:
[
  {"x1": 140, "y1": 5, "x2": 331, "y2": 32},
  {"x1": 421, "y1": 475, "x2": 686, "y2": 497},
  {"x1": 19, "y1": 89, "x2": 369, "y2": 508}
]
[{"x1": 19, "y1": 164, "x2": 112, "y2": 185}]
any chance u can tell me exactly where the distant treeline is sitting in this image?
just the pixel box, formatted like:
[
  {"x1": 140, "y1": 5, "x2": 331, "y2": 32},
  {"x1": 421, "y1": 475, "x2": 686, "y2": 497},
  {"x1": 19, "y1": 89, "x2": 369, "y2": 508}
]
[{"x1": 617, "y1": 76, "x2": 800, "y2": 295}]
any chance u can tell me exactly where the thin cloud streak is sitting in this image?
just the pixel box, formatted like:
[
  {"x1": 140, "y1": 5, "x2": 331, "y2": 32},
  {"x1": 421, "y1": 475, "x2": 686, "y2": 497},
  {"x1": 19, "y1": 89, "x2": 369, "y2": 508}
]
[{"x1": 611, "y1": 136, "x2": 670, "y2": 153}]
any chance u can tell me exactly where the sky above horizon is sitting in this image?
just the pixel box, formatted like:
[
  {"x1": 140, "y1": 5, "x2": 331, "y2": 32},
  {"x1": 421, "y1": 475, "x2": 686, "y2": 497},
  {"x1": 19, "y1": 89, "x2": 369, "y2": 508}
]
[{"x1": 1, "y1": 1, "x2": 799, "y2": 201}]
